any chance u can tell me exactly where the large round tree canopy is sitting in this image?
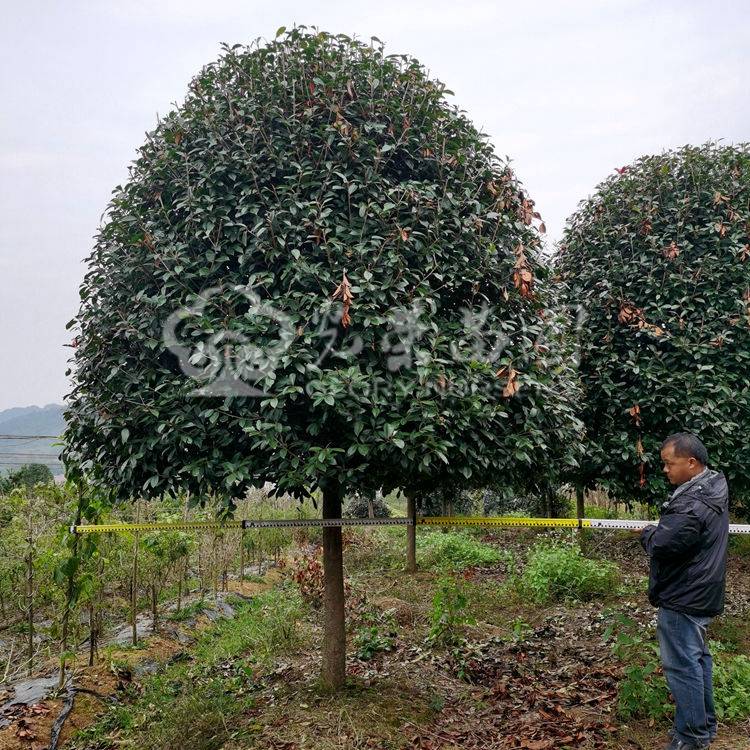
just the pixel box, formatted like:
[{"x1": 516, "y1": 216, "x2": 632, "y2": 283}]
[
  {"x1": 556, "y1": 142, "x2": 750, "y2": 506},
  {"x1": 63, "y1": 28, "x2": 583, "y2": 506}
]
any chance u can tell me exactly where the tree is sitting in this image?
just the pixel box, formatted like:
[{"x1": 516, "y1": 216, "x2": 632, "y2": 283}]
[
  {"x1": 62, "y1": 28, "x2": 583, "y2": 688},
  {"x1": 141, "y1": 528, "x2": 191, "y2": 631},
  {"x1": 0, "y1": 464, "x2": 54, "y2": 494},
  {"x1": 555, "y1": 142, "x2": 750, "y2": 511},
  {"x1": 343, "y1": 491, "x2": 391, "y2": 518}
]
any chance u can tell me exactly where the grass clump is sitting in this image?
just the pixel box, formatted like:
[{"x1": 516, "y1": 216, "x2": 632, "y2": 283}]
[
  {"x1": 521, "y1": 541, "x2": 619, "y2": 603},
  {"x1": 168, "y1": 598, "x2": 207, "y2": 621},
  {"x1": 353, "y1": 609, "x2": 397, "y2": 660},
  {"x1": 427, "y1": 575, "x2": 476, "y2": 647},
  {"x1": 728, "y1": 533, "x2": 750, "y2": 557},
  {"x1": 417, "y1": 530, "x2": 502, "y2": 570},
  {"x1": 712, "y1": 644, "x2": 750, "y2": 720},
  {"x1": 576, "y1": 504, "x2": 619, "y2": 520},
  {"x1": 604, "y1": 612, "x2": 671, "y2": 721},
  {"x1": 605, "y1": 613, "x2": 750, "y2": 723}
]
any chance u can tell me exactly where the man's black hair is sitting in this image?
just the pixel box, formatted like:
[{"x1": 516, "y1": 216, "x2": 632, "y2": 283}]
[{"x1": 661, "y1": 432, "x2": 709, "y2": 466}]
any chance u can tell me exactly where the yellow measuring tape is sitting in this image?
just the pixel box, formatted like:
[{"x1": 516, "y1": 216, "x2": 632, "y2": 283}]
[
  {"x1": 419, "y1": 516, "x2": 590, "y2": 528},
  {"x1": 70, "y1": 516, "x2": 750, "y2": 534},
  {"x1": 72, "y1": 520, "x2": 243, "y2": 534}
]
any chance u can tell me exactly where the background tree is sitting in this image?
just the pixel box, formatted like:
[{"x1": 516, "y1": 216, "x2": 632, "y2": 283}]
[
  {"x1": 0, "y1": 464, "x2": 54, "y2": 494},
  {"x1": 62, "y1": 28, "x2": 583, "y2": 688},
  {"x1": 141, "y1": 529, "x2": 191, "y2": 631},
  {"x1": 0, "y1": 482, "x2": 69, "y2": 676},
  {"x1": 555, "y1": 142, "x2": 750, "y2": 513},
  {"x1": 343, "y1": 491, "x2": 391, "y2": 519}
]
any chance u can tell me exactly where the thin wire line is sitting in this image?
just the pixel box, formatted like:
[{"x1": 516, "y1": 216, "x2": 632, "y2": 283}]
[{"x1": 0, "y1": 435, "x2": 61, "y2": 439}]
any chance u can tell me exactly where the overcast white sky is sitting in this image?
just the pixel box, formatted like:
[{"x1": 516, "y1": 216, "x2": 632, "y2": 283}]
[{"x1": 0, "y1": 0, "x2": 748, "y2": 411}]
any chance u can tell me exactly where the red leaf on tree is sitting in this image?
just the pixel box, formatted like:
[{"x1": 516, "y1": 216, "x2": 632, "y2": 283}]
[
  {"x1": 513, "y1": 268, "x2": 534, "y2": 298},
  {"x1": 513, "y1": 244, "x2": 534, "y2": 298},
  {"x1": 618, "y1": 303, "x2": 643, "y2": 325},
  {"x1": 518, "y1": 196, "x2": 535, "y2": 225},
  {"x1": 618, "y1": 303, "x2": 664, "y2": 336},
  {"x1": 331, "y1": 272, "x2": 354, "y2": 328},
  {"x1": 495, "y1": 365, "x2": 520, "y2": 397}
]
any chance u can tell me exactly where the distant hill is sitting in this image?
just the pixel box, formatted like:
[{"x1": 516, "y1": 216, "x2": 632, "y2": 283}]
[{"x1": 0, "y1": 403, "x2": 66, "y2": 476}]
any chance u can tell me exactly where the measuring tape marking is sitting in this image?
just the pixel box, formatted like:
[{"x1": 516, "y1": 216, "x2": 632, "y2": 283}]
[{"x1": 241, "y1": 517, "x2": 412, "y2": 529}]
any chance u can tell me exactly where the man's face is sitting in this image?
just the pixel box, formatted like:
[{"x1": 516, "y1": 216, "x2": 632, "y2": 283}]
[{"x1": 660, "y1": 443, "x2": 703, "y2": 486}]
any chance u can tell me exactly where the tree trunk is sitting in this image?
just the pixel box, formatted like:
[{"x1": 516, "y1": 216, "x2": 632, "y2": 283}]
[
  {"x1": 321, "y1": 481, "x2": 346, "y2": 691},
  {"x1": 131, "y1": 531, "x2": 140, "y2": 646},
  {"x1": 24, "y1": 492, "x2": 36, "y2": 677},
  {"x1": 367, "y1": 498, "x2": 375, "y2": 519},
  {"x1": 212, "y1": 534, "x2": 219, "y2": 600},
  {"x1": 88, "y1": 601, "x2": 96, "y2": 667},
  {"x1": 547, "y1": 487, "x2": 556, "y2": 519},
  {"x1": 575, "y1": 486, "x2": 585, "y2": 520},
  {"x1": 197, "y1": 546, "x2": 202, "y2": 593},
  {"x1": 178, "y1": 492, "x2": 188, "y2": 609},
  {"x1": 59, "y1": 500, "x2": 82, "y2": 688},
  {"x1": 151, "y1": 583, "x2": 158, "y2": 632},
  {"x1": 240, "y1": 529, "x2": 246, "y2": 585},
  {"x1": 406, "y1": 494, "x2": 417, "y2": 573},
  {"x1": 575, "y1": 486, "x2": 585, "y2": 547},
  {"x1": 26, "y1": 545, "x2": 34, "y2": 677}
]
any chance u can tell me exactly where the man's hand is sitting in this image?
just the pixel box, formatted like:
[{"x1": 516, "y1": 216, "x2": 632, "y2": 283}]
[{"x1": 629, "y1": 527, "x2": 645, "y2": 536}]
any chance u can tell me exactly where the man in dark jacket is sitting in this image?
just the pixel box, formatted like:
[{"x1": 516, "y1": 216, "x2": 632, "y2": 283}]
[{"x1": 637, "y1": 432, "x2": 729, "y2": 750}]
